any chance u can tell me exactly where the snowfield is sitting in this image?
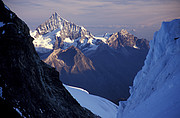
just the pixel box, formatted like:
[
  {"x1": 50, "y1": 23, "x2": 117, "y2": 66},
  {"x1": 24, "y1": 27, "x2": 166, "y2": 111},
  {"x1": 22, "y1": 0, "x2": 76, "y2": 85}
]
[
  {"x1": 117, "y1": 19, "x2": 180, "y2": 118},
  {"x1": 0, "y1": 22, "x2": 5, "y2": 27},
  {"x1": 64, "y1": 84, "x2": 118, "y2": 118},
  {"x1": 30, "y1": 30, "x2": 57, "y2": 53},
  {"x1": 30, "y1": 28, "x2": 107, "y2": 53}
]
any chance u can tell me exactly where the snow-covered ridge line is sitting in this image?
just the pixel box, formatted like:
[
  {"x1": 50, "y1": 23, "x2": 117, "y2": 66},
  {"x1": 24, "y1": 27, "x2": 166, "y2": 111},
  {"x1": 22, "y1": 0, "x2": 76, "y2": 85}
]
[
  {"x1": 31, "y1": 12, "x2": 96, "y2": 53},
  {"x1": 64, "y1": 84, "x2": 89, "y2": 94},
  {"x1": 0, "y1": 22, "x2": 5, "y2": 27}
]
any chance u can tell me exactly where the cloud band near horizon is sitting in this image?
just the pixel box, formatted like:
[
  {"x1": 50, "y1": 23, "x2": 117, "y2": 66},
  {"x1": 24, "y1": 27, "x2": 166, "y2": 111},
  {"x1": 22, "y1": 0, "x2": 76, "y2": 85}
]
[{"x1": 3, "y1": 0, "x2": 180, "y2": 32}]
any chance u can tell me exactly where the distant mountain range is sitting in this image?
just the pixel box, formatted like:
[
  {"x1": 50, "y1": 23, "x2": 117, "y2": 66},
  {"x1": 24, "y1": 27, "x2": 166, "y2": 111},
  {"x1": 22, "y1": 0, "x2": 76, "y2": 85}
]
[
  {"x1": 31, "y1": 12, "x2": 149, "y2": 103},
  {"x1": 31, "y1": 12, "x2": 97, "y2": 53}
]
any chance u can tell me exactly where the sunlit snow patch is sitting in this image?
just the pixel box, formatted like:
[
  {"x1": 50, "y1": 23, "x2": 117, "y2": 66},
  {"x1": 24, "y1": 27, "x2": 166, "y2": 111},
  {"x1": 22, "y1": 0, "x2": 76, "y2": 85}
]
[
  {"x1": 133, "y1": 45, "x2": 139, "y2": 49},
  {"x1": 0, "y1": 87, "x2": 2, "y2": 98},
  {"x1": 0, "y1": 22, "x2": 5, "y2": 27},
  {"x1": 2, "y1": 30, "x2": 5, "y2": 34},
  {"x1": 30, "y1": 30, "x2": 55, "y2": 53}
]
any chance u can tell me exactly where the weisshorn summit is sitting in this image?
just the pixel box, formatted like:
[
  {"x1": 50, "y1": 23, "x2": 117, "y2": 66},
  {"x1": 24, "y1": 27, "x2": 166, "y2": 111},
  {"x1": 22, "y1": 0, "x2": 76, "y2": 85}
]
[
  {"x1": 31, "y1": 12, "x2": 94, "y2": 53},
  {"x1": 0, "y1": 1, "x2": 98, "y2": 117},
  {"x1": 31, "y1": 12, "x2": 150, "y2": 103}
]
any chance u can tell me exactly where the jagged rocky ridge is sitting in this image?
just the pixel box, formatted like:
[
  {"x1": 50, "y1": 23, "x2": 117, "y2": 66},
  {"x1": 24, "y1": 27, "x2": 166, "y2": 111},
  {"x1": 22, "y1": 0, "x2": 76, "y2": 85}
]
[
  {"x1": 0, "y1": 1, "x2": 97, "y2": 117},
  {"x1": 107, "y1": 29, "x2": 149, "y2": 50},
  {"x1": 31, "y1": 12, "x2": 149, "y2": 54},
  {"x1": 31, "y1": 12, "x2": 95, "y2": 53}
]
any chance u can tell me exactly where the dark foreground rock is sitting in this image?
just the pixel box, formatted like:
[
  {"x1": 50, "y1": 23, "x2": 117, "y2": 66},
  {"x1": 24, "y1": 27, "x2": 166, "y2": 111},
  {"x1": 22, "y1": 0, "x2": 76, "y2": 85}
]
[{"x1": 0, "y1": 1, "x2": 97, "y2": 117}]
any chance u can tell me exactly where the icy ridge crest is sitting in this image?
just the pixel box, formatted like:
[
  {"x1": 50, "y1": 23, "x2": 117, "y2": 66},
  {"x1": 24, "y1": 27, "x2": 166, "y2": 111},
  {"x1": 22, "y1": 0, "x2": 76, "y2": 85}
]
[
  {"x1": 117, "y1": 19, "x2": 180, "y2": 118},
  {"x1": 132, "y1": 19, "x2": 180, "y2": 105}
]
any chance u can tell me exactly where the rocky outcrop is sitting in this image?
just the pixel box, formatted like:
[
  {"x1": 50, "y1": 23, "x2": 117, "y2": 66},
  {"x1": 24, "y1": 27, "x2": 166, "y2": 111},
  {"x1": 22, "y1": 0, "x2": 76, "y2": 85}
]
[
  {"x1": 44, "y1": 46, "x2": 95, "y2": 72},
  {"x1": 107, "y1": 29, "x2": 149, "y2": 49},
  {"x1": 44, "y1": 46, "x2": 96, "y2": 85},
  {"x1": 0, "y1": 1, "x2": 97, "y2": 117}
]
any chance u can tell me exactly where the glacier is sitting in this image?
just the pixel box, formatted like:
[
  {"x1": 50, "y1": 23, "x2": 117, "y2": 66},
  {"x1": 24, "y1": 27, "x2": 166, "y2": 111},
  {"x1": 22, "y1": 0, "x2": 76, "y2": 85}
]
[
  {"x1": 117, "y1": 19, "x2": 180, "y2": 118},
  {"x1": 64, "y1": 84, "x2": 118, "y2": 118}
]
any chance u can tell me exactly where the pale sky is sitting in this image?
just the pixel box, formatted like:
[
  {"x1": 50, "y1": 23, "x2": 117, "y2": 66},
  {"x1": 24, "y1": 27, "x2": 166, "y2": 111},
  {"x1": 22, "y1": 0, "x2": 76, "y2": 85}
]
[{"x1": 3, "y1": 0, "x2": 180, "y2": 39}]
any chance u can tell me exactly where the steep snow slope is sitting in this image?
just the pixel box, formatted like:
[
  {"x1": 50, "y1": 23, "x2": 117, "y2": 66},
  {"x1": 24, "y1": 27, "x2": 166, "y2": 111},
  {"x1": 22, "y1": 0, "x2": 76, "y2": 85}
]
[
  {"x1": 117, "y1": 19, "x2": 180, "y2": 118},
  {"x1": 64, "y1": 84, "x2": 118, "y2": 118}
]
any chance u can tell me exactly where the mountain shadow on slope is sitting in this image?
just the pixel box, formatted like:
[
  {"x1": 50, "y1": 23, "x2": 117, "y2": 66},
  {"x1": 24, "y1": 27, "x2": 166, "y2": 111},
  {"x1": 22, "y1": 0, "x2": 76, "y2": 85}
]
[
  {"x1": 45, "y1": 43, "x2": 148, "y2": 104},
  {"x1": 86, "y1": 44, "x2": 148, "y2": 103}
]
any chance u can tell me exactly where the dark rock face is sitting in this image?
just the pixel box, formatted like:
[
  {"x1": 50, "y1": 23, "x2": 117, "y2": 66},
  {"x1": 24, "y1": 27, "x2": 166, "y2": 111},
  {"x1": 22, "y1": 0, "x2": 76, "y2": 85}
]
[
  {"x1": 0, "y1": 98, "x2": 22, "y2": 118},
  {"x1": 135, "y1": 38, "x2": 149, "y2": 50},
  {"x1": 87, "y1": 44, "x2": 148, "y2": 103},
  {"x1": 0, "y1": 1, "x2": 97, "y2": 117}
]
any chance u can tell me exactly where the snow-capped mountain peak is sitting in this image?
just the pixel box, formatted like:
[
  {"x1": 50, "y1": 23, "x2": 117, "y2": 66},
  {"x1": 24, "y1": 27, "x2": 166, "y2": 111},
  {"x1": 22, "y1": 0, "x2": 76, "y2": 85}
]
[
  {"x1": 107, "y1": 29, "x2": 149, "y2": 49},
  {"x1": 35, "y1": 12, "x2": 68, "y2": 36},
  {"x1": 31, "y1": 12, "x2": 96, "y2": 53},
  {"x1": 50, "y1": 12, "x2": 59, "y2": 20},
  {"x1": 31, "y1": 12, "x2": 149, "y2": 54},
  {"x1": 120, "y1": 29, "x2": 128, "y2": 36},
  {"x1": 51, "y1": 12, "x2": 59, "y2": 18}
]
